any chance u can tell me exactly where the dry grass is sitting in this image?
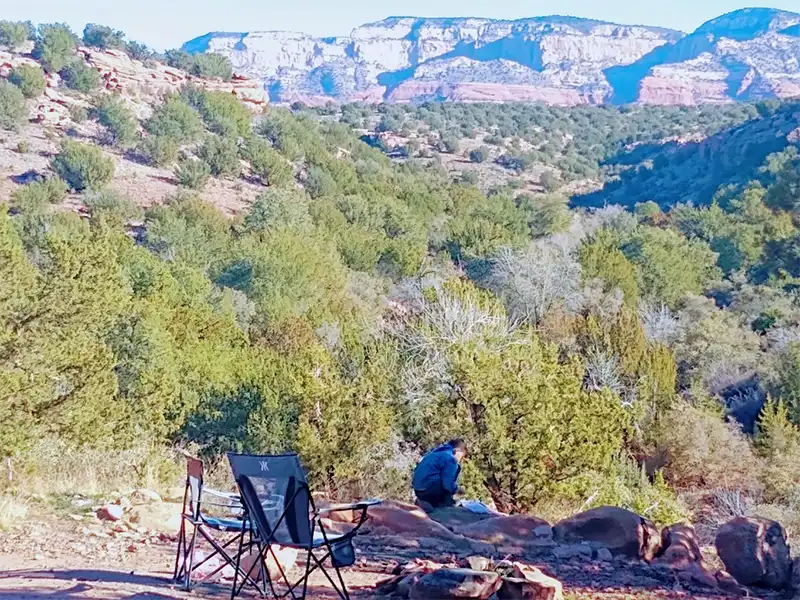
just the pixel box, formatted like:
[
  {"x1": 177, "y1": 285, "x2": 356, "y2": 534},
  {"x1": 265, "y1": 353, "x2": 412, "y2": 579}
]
[
  {"x1": 3, "y1": 437, "x2": 184, "y2": 499},
  {"x1": 0, "y1": 494, "x2": 28, "y2": 531}
]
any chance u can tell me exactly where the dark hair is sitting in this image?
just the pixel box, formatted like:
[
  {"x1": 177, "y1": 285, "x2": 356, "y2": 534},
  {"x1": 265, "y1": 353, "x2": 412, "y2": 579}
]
[{"x1": 448, "y1": 439, "x2": 467, "y2": 454}]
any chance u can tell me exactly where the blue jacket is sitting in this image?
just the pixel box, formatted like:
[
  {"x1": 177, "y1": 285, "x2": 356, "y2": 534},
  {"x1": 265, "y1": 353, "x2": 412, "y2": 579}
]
[{"x1": 412, "y1": 444, "x2": 461, "y2": 495}]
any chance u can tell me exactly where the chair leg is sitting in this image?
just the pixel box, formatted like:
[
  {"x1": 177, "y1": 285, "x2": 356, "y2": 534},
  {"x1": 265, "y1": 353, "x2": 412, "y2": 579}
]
[
  {"x1": 172, "y1": 516, "x2": 186, "y2": 582},
  {"x1": 184, "y1": 520, "x2": 199, "y2": 591},
  {"x1": 300, "y1": 548, "x2": 312, "y2": 600},
  {"x1": 230, "y1": 526, "x2": 245, "y2": 600}
]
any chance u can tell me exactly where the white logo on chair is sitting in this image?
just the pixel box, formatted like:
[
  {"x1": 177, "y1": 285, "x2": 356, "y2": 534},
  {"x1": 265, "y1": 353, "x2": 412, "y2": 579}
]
[{"x1": 259, "y1": 460, "x2": 270, "y2": 472}]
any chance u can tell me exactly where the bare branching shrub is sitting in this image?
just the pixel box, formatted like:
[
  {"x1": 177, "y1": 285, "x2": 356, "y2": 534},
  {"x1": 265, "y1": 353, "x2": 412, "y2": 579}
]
[
  {"x1": 388, "y1": 282, "x2": 515, "y2": 405},
  {"x1": 639, "y1": 302, "x2": 682, "y2": 345},
  {"x1": 490, "y1": 241, "x2": 583, "y2": 325},
  {"x1": 713, "y1": 488, "x2": 758, "y2": 522},
  {"x1": 584, "y1": 347, "x2": 624, "y2": 396}
]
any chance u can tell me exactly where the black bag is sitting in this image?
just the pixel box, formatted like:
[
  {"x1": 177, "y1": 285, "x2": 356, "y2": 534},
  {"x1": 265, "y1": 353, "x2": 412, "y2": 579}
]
[{"x1": 330, "y1": 539, "x2": 356, "y2": 568}]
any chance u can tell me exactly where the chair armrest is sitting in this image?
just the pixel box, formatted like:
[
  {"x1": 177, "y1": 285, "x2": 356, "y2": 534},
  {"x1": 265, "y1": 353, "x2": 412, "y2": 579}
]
[
  {"x1": 316, "y1": 499, "x2": 382, "y2": 540},
  {"x1": 203, "y1": 488, "x2": 240, "y2": 501},
  {"x1": 317, "y1": 499, "x2": 382, "y2": 515}
]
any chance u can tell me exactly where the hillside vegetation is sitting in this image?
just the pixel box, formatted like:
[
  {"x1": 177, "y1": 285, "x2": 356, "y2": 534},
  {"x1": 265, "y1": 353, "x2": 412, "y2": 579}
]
[{"x1": 1, "y1": 21, "x2": 800, "y2": 537}]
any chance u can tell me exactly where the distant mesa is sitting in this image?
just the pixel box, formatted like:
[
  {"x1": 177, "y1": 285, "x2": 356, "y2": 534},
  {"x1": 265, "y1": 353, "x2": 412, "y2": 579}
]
[{"x1": 182, "y1": 8, "x2": 800, "y2": 105}]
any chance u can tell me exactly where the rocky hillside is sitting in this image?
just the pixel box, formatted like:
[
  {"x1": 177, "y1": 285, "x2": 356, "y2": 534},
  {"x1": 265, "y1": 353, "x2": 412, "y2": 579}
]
[{"x1": 184, "y1": 8, "x2": 800, "y2": 105}]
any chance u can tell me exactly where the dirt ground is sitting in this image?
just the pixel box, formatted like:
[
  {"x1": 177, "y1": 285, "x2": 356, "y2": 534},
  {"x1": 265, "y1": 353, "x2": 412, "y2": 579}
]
[
  {"x1": 0, "y1": 509, "x2": 776, "y2": 600},
  {"x1": 0, "y1": 511, "x2": 386, "y2": 599}
]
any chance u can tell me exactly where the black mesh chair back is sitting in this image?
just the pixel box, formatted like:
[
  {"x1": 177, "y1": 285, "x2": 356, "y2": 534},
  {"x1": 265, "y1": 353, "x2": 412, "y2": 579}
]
[
  {"x1": 226, "y1": 452, "x2": 382, "y2": 600},
  {"x1": 227, "y1": 453, "x2": 311, "y2": 546}
]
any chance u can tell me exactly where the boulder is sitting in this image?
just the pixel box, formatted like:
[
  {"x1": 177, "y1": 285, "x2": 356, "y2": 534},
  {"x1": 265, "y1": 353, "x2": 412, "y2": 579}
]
[
  {"x1": 126, "y1": 502, "x2": 182, "y2": 533},
  {"x1": 366, "y1": 505, "x2": 464, "y2": 541},
  {"x1": 96, "y1": 504, "x2": 125, "y2": 521},
  {"x1": 552, "y1": 506, "x2": 661, "y2": 561},
  {"x1": 715, "y1": 516, "x2": 791, "y2": 589},
  {"x1": 430, "y1": 506, "x2": 494, "y2": 530},
  {"x1": 409, "y1": 569, "x2": 501, "y2": 600},
  {"x1": 496, "y1": 564, "x2": 562, "y2": 599},
  {"x1": 129, "y1": 488, "x2": 162, "y2": 505},
  {"x1": 455, "y1": 515, "x2": 552, "y2": 547},
  {"x1": 652, "y1": 523, "x2": 703, "y2": 570}
]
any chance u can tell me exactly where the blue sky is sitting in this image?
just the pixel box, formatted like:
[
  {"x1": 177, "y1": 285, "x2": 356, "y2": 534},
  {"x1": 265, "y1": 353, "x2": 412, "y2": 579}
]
[{"x1": 0, "y1": 0, "x2": 797, "y2": 50}]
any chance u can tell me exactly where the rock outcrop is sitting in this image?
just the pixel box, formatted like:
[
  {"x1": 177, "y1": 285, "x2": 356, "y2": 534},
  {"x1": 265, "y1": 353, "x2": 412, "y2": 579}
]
[
  {"x1": 78, "y1": 47, "x2": 268, "y2": 110},
  {"x1": 184, "y1": 8, "x2": 800, "y2": 105},
  {"x1": 715, "y1": 516, "x2": 792, "y2": 589}
]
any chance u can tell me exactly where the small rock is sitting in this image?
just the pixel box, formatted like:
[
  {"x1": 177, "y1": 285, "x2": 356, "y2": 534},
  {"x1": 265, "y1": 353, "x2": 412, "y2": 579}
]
[
  {"x1": 466, "y1": 556, "x2": 492, "y2": 572},
  {"x1": 96, "y1": 504, "x2": 125, "y2": 522},
  {"x1": 595, "y1": 547, "x2": 613, "y2": 562},
  {"x1": 125, "y1": 544, "x2": 137, "y2": 553},
  {"x1": 552, "y1": 544, "x2": 593, "y2": 560},
  {"x1": 130, "y1": 488, "x2": 162, "y2": 505},
  {"x1": 409, "y1": 568, "x2": 502, "y2": 600},
  {"x1": 499, "y1": 563, "x2": 563, "y2": 600}
]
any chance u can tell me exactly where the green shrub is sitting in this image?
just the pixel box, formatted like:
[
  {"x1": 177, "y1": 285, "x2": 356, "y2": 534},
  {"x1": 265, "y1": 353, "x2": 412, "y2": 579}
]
[
  {"x1": 438, "y1": 135, "x2": 460, "y2": 154},
  {"x1": 0, "y1": 81, "x2": 26, "y2": 131},
  {"x1": 138, "y1": 135, "x2": 179, "y2": 167},
  {"x1": 175, "y1": 158, "x2": 211, "y2": 190},
  {"x1": 94, "y1": 96, "x2": 138, "y2": 148},
  {"x1": 756, "y1": 400, "x2": 800, "y2": 502},
  {"x1": 69, "y1": 105, "x2": 89, "y2": 123},
  {"x1": 164, "y1": 49, "x2": 194, "y2": 71},
  {"x1": 16, "y1": 141, "x2": 29, "y2": 154},
  {"x1": 50, "y1": 140, "x2": 115, "y2": 191},
  {"x1": 191, "y1": 53, "x2": 233, "y2": 81},
  {"x1": 660, "y1": 400, "x2": 761, "y2": 491},
  {"x1": 243, "y1": 137, "x2": 293, "y2": 186},
  {"x1": 60, "y1": 61, "x2": 100, "y2": 92},
  {"x1": 124, "y1": 41, "x2": 155, "y2": 62},
  {"x1": 540, "y1": 170, "x2": 560, "y2": 192},
  {"x1": 83, "y1": 190, "x2": 142, "y2": 225},
  {"x1": 144, "y1": 96, "x2": 204, "y2": 143},
  {"x1": 0, "y1": 21, "x2": 29, "y2": 50},
  {"x1": 33, "y1": 23, "x2": 79, "y2": 73},
  {"x1": 580, "y1": 458, "x2": 688, "y2": 526},
  {"x1": 11, "y1": 177, "x2": 68, "y2": 210},
  {"x1": 182, "y1": 87, "x2": 251, "y2": 138},
  {"x1": 469, "y1": 146, "x2": 489, "y2": 163},
  {"x1": 197, "y1": 136, "x2": 240, "y2": 177},
  {"x1": 305, "y1": 165, "x2": 337, "y2": 198},
  {"x1": 82, "y1": 23, "x2": 125, "y2": 49},
  {"x1": 9, "y1": 64, "x2": 45, "y2": 99}
]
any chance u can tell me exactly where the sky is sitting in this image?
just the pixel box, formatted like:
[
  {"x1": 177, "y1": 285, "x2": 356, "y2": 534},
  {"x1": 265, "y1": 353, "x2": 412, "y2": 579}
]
[{"x1": 0, "y1": 0, "x2": 798, "y2": 50}]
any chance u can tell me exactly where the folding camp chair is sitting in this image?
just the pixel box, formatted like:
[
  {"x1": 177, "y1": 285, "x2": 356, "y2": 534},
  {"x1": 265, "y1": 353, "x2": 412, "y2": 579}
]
[
  {"x1": 173, "y1": 454, "x2": 265, "y2": 593},
  {"x1": 227, "y1": 452, "x2": 381, "y2": 600}
]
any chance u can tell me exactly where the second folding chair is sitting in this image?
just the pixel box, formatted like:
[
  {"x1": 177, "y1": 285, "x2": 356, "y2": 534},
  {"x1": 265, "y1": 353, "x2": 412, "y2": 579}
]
[{"x1": 173, "y1": 453, "x2": 267, "y2": 594}]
